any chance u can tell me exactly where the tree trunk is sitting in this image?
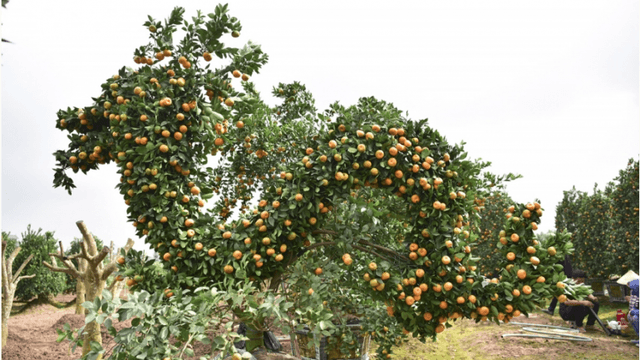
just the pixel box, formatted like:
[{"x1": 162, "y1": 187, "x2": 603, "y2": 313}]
[
  {"x1": 76, "y1": 280, "x2": 86, "y2": 314},
  {"x1": 82, "y1": 272, "x2": 105, "y2": 359},
  {"x1": 2, "y1": 287, "x2": 15, "y2": 347},
  {"x1": 44, "y1": 293, "x2": 66, "y2": 308}
]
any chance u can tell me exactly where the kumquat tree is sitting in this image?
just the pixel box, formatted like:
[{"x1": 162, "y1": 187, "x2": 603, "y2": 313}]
[
  {"x1": 51, "y1": 5, "x2": 592, "y2": 360},
  {"x1": 556, "y1": 159, "x2": 639, "y2": 278}
]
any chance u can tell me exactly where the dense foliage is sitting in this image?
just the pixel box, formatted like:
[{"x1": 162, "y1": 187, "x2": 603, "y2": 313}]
[
  {"x1": 555, "y1": 159, "x2": 639, "y2": 278},
  {"x1": 469, "y1": 191, "x2": 516, "y2": 278},
  {"x1": 12, "y1": 226, "x2": 66, "y2": 301}
]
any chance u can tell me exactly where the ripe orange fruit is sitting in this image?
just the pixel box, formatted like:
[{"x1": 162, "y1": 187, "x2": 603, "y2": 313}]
[
  {"x1": 512, "y1": 289, "x2": 521, "y2": 297},
  {"x1": 415, "y1": 269, "x2": 425, "y2": 278},
  {"x1": 517, "y1": 269, "x2": 527, "y2": 280},
  {"x1": 442, "y1": 256, "x2": 451, "y2": 265},
  {"x1": 530, "y1": 256, "x2": 540, "y2": 265},
  {"x1": 506, "y1": 252, "x2": 516, "y2": 261},
  {"x1": 163, "y1": 253, "x2": 171, "y2": 261},
  {"x1": 468, "y1": 295, "x2": 477, "y2": 304},
  {"x1": 208, "y1": 248, "x2": 217, "y2": 257},
  {"x1": 117, "y1": 257, "x2": 125, "y2": 265},
  {"x1": 405, "y1": 296, "x2": 415, "y2": 305},
  {"x1": 478, "y1": 306, "x2": 490, "y2": 316},
  {"x1": 522, "y1": 285, "x2": 532, "y2": 295},
  {"x1": 510, "y1": 233, "x2": 520, "y2": 242},
  {"x1": 526, "y1": 246, "x2": 536, "y2": 254},
  {"x1": 224, "y1": 265, "x2": 234, "y2": 274}
]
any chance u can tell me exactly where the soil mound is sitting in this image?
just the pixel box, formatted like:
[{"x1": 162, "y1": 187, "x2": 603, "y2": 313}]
[{"x1": 51, "y1": 313, "x2": 86, "y2": 331}]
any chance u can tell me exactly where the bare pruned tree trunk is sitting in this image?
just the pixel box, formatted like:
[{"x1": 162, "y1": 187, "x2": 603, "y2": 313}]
[
  {"x1": 75, "y1": 257, "x2": 87, "y2": 314},
  {"x1": 2, "y1": 241, "x2": 36, "y2": 347},
  {"x1": 43, "y1": 221, "x2": 134, "y2": 359}
]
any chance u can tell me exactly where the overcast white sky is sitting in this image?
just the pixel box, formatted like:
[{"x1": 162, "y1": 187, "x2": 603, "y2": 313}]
[{"x1": 1, "y1": 1, "x2": 638, "y2": 253}]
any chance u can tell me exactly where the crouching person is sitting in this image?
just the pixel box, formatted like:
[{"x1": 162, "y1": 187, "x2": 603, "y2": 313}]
[{"x1": 558, "y1": 269, "x2": 600, "y2": 333}]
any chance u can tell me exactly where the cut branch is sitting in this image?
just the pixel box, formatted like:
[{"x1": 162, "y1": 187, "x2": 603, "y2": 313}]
[
  {"x1": 42, "y1": 260, "x2": 79, "y2": 278},
  {"x1": 93, "y1": 246, "x2": 111, "y2": 267},
  {"x1": 15, "y1": 274, "x2": 36, "y2": 283},
  {"x1": 12, "y1": 254, "x2": 33, "y2": 281},
  {"x1": 6, "y1": 247, "x2": 21, "y2": 275},
  {"x1": 76, "y1": 221, "x2": 98, "y2": 258}
]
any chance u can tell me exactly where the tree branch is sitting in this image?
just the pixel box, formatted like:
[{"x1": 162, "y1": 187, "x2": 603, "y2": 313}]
[
  {"x1": 305, "y1": 241, "x2": 336, "y2": 251},
  {"x1": 49, "y1": 252, "x2": 80, "y2": 274},
  {"x1": 12, "y1": 254, "x2": 34, "y2": 282},
  {"x1": 15, "y1": 274, "x2": 36, "y2": 283},
  {"x1": 58, "y1": 241, "x2": 66, "y2": 260},
  {"x1": 2, "y1": 246, "x2": 10, "y2": 295},
  {"x1": 357, "y1": 239, "x2": 409, "y2": 262},
  {"x1": 6, "y1": 246, "x2": 21, "y2": 276},
  {"x1": 353, "y1": 245, "x2": 393, "y2": 263},
  {"x1": 312, "y1": 229, "x2": 338, "y2": 236},
  {"x1": 76, "y1": 220, "x2": 98, "y2": 258},
  {"x1": 43, "y1": 261, "x2": 78, "y2": 277},
  {"x1": 43, "y1": 256, "x2": 80, "y2": 278},
  {"x1": 109, "y1": 241, "x2": 114, "y2": 263},
  {"x1": 80, "y1": 240, "x2": 90, "y2": 261},
  {"x1": 93, "y1": 246, "x2": 111, "y2": 267}
]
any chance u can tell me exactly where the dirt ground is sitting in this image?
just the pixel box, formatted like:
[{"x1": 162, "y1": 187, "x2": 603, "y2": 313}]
[
  {"x1": 2, "y1": 294, "x2": 293, "y2": 360},
  {"x1": 3, "y1": 295, "x2": 638, "y2": 360}
]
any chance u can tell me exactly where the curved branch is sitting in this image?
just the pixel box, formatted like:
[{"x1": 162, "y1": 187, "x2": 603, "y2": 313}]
[
  {"x1": 312, "y1": 229, "x2": 338, "y2": 236},
  {"x1": 43, "y1": 259, "x2": 80, "y2": 278},
  {"x1": 15, "y1": 274, "x2": 36, "y2": 284},
  {"x1": 12, "y1": 254, "x2": 34, "y2": 282},
  {"x1": 352, "y1": 245, "x2": 393, "y2": 263},
  {"x1": 357, "y1": 239, "x2": 409, "y2": 262},
  {"x1": 7, "y1": 246, "x2": 21, "y2": 275},
  {"x1": 305, "y1": 241, "x2": 336, "y2": 251}
]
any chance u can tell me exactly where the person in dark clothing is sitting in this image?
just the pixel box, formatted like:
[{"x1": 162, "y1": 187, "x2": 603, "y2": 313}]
[
  {"x1": 557, "y1": 269, "x2": 600, "y2": 332},
  {"x1": 541, "y1": 254, "x2": 573, "y2": 316}
]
